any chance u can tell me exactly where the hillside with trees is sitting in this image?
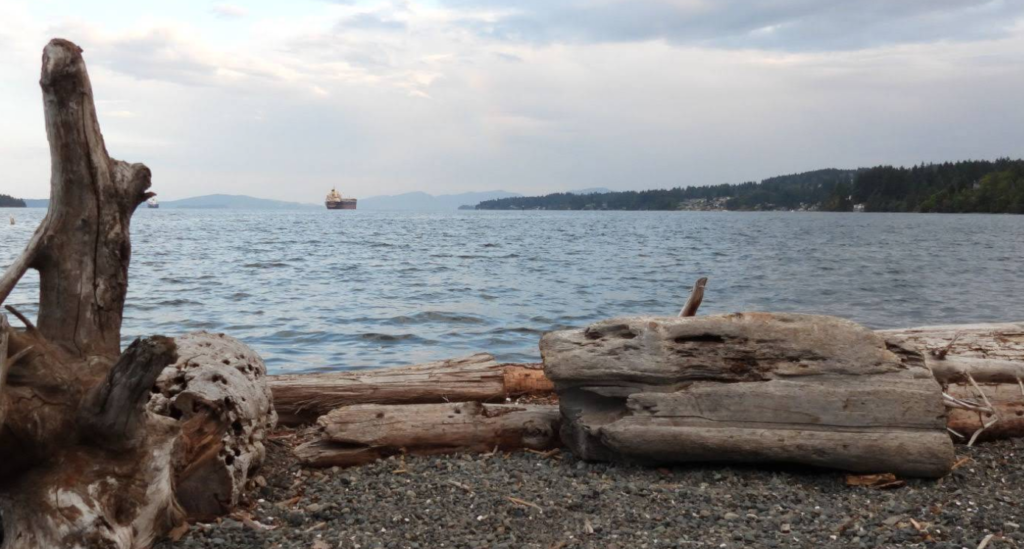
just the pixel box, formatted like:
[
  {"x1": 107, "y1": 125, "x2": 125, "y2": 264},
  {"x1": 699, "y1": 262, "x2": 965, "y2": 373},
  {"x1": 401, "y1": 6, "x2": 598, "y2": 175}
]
[
  {"x1": 0, "y1": 194, "x2": 26, "y2": 207},
  {"x1": 475, "y1": 160, "x2": 1024, "y2": 213}
]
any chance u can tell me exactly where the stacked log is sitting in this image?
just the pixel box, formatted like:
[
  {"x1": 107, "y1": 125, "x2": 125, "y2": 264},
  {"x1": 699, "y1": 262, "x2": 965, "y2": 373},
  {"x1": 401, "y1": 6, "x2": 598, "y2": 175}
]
[
  {"x1": 270, "y1": 354, "x2": 552, "y2": 425},
  {"x1": 541, "y1": 313, "x2": 956, "y2": 477},
  {"x1": 882, "y1": 323, "x2": 1024, "y2": 444},
  {"x1": 277, "y1": 354, "x2": 559, "y2": 467}
]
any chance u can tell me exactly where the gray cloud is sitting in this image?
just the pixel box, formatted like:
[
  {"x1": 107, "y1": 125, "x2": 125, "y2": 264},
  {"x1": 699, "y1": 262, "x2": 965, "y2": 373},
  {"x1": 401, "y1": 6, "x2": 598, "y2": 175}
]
[
  {"x1": 4, "y1": 0, "x2": 1024, "y2": 204},
  {"x1": 335, "y1": 13, "x2": 407, "y2": 32},
  {"x1": 448, "y1": 0, "x2": 1024, "y2": 51}
]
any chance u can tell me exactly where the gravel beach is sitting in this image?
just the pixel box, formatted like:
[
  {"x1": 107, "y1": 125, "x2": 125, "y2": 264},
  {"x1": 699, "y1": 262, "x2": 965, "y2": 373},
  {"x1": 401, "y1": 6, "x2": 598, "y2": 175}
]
[{"x1": 159, "y1": 432, "x2": 1023, "y2": 549}]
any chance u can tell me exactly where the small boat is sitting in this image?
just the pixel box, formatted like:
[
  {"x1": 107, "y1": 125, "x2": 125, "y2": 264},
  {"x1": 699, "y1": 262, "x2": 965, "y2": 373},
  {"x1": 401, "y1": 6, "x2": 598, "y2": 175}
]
[
  {"x1": 147, "y1": 197, "x2": 159, "y2": 209},
  {"x1": 325, "y1": 188, "x2": 357, "y2": 210}
]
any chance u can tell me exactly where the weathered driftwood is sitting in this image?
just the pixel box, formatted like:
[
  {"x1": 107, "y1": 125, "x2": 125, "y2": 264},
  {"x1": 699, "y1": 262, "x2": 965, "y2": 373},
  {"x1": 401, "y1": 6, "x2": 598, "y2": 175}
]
[
  {"x1": 882, "y1": 322, "x2": 1024, "y2": 444},
  {"x1": 678, "y1": 277, "x2": 707, "y2": 317},
  {"x1": 881, "y1": 322, "x2": 1024, "y2": 383},
  {"x1": 270, "y1": 353, "x2": 552, "y2": 425},
  {"x1": 296, "y1": 402, "x2": 560, "y2": 467},
  {"x1": 148, "y1": 332, "x2": 276, "y2": 521},
  {"x1": 542, "y1": 313, "x2": 954, "y2": 477},
  {"x1": 0, "y1": 40, "x2": 274, "y2": 549}
]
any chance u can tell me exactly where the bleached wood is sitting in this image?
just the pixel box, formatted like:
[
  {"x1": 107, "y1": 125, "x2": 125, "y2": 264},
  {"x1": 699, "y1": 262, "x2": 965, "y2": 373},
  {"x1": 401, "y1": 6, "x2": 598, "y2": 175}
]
[
  {"x1": 679, "y1": 277, "x2": 707, "y2": 317},
  {"x1": 624, "y1": 379, "x2": 945, "y2": 430},
  {"x1": 880, "y1": 322, "x2": 1024, "y2": 363},
  {"x1": 296, "y1": 402, "x2": 560, "y2": 468},
  {"x1": 599, "y1": 422, "x2": 953, "y2": 478},
  {"x1": 148, "y1": 332, "x2": 277, "y2": 521},
  {"x1": 270, "y1": 354, "x2": 552, "y2": 425},
  {"x1": 543, "y1": 313, "x2": 954, "y2": 477}
]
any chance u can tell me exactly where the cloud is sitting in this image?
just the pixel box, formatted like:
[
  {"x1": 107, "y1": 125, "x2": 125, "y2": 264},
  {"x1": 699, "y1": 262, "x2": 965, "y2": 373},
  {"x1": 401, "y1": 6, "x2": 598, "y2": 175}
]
[
  {"x1": 211, "y1": 4, "x2": 248, "y2": 19},
  {"x1": 446, "y1": 0, "x2": 1024, "y2": 51},
  {"x1": 335, "y1": 12, "x2": 407, "y2": 32},
  {"x1": 2, "y1": 0, "x2": 1024, "y2": 205}
]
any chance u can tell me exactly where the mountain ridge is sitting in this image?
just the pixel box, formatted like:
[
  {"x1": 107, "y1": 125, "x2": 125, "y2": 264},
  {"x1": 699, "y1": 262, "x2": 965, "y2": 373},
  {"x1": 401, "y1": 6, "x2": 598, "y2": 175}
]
[{"x1": 358, "y1": 190, "x2": 522, "y2": 210}]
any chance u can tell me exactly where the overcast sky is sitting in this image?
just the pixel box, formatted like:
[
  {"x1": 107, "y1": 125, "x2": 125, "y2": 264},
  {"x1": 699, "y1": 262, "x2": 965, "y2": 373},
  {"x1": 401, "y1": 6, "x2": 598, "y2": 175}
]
[{"x1": 1, "y1": 0, "x2": 1022, "y2": 202}]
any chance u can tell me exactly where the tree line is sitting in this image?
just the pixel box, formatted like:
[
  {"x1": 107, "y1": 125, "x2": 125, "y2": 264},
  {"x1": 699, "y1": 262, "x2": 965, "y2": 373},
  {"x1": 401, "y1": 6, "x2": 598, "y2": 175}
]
[
  {"x1": 475, "y1": 159, "x2": 1024, "y2": 213},
  {"x1": 0, "y1": 194, "x2": 27, "y2": 207}
]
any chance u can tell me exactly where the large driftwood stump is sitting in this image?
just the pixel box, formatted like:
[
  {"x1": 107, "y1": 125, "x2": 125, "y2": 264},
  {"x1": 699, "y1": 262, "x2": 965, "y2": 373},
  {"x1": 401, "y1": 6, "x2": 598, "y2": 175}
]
[
  {"x1": 270, "y1": 353, "x2": 552, "y2": 425},
  {"x1": 296, "y1": 402, "x2": 561, "y2": 467},
  {"x1": 542, "y1": 313, "x2": 955, "y2": 477},
  {"x1": 0, "y1": 40, "x2": 274, "y2": 549}
]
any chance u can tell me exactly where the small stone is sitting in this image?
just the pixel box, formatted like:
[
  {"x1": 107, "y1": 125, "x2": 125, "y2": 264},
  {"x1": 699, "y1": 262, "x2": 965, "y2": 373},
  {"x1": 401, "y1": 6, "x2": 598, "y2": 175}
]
[
  {"x1": 780, "y1": 523, "x2": 792, "y2": 533},
  {"x1": 1006, "y1": 522, "x2": 1021, "y2": 531},
  {"x1": 724, "y1": 512, "x2": 740, "y2": 521}
]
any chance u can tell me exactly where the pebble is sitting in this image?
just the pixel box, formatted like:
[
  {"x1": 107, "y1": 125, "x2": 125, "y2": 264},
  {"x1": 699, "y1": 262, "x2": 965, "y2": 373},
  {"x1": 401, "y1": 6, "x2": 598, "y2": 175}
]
[{"x1": 156, "y1": 435, "x2": 1024, "y2": 549}]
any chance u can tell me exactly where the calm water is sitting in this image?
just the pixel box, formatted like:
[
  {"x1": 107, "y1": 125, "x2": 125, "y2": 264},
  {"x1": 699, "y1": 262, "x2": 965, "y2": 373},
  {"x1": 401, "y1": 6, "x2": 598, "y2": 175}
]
[{"x1": 1, "y1": 208, "x2": 1022, "y2": 373}]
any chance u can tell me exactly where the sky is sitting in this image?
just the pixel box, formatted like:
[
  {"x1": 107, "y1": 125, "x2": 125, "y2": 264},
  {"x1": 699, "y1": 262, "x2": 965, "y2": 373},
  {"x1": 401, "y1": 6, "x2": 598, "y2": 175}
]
[{"x1": 1, "y1": 1, "x2": 1023, "y2": 202}]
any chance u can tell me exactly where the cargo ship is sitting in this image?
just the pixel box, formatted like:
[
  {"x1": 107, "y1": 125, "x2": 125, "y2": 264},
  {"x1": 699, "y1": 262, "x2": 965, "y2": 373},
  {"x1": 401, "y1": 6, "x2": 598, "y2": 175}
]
[
  {"x1": 147, "y1": 197, "x2": 159, "y2": 209},
  {"x1": 325, "y1": 188, "x2": 357, "y2": 210}
]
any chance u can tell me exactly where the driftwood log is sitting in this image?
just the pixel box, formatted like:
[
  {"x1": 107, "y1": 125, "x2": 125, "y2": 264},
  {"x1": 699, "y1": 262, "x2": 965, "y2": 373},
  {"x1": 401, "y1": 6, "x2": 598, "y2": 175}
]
[
  {"x1": 541, "y1": 313, "x2": 955, "y2": 477},
  {"x1": 296, "y1": 402, "x2": 560, "y2": 467},
  {"x1": 0, "y1": 39, "x2": 274, "y2": 549},
  {"x1": 270, "y1": 353, "x2": 552, "y2": 425},
  {"x1": 882, "y1": 323, "x2": 1024, "y2": 444}
]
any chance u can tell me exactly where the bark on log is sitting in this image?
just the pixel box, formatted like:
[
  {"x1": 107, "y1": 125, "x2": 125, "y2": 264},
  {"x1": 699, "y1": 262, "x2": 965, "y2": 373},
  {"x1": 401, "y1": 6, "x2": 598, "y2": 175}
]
[
  {"x1": 270, "y1": 354, "x2": 552, "y2": 425},
  {"x1": 542, "y1": 313, "x2": 955, "y2": 478},
  {"x1": 0, "y1": 40, "x2": 274, "y2": 549},
  {"x1": 295, "y1": 402, "x2": 560, "y2": 468}
]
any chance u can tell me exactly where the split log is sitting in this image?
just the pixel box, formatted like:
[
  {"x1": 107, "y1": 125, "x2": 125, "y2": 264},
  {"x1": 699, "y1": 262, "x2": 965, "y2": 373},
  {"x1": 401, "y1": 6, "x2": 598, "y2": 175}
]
[
  {"x1": 269, "y1": 354, "x2": 552, "y2": 425},
  {"x1": 295, "y1": 402, "x2": 560, "y2": 468},
  {"x1": 542, "y1": 313, "x2": 954, "y2": 477},
  {"x1": 0, "y1": 40, "x2": 274, "y2": 549}
]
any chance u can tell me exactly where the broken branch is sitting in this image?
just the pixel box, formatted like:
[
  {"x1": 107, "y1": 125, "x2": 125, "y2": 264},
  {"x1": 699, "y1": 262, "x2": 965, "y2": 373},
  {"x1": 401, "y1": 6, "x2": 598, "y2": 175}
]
[{"x1": 679, "y1": 277, "x2": 708, "y2": 317}]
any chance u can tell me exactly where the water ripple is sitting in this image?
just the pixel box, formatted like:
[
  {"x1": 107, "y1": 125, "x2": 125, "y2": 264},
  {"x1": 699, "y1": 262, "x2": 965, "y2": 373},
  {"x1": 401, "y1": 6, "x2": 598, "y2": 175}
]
[{"x1": 2, "y1": 208, "x2": 1023, "y2": 373}]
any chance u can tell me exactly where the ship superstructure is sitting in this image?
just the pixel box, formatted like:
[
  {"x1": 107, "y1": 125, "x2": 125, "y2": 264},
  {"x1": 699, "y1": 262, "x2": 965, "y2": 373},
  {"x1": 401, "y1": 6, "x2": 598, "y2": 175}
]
[{"x1": 325, "y1": 188, "x2": 357, "y2": 210}]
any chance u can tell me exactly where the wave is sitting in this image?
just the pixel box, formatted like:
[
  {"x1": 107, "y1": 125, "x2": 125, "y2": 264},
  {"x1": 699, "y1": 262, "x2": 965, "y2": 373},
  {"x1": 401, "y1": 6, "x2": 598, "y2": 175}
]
[
  {"x1": 243, "y1": 262, "x2": 290, "y2": 268},
  {"x1": 384, "y1": 311, "x2": 489, "y2": 325},
  {"x1": 358, "y1": 332, "x2": 424, "y2": 343}
]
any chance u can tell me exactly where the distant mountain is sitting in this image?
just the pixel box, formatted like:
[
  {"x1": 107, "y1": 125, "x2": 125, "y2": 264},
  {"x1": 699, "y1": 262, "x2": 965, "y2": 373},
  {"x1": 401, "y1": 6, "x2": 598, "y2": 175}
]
[
  {"x1": 359, "y1": 190, "x2": 522, "y2": 211},
  {"x1": 161, "y1": 194, "x2": 319, "y2": 210},
  {"x1": 23, "y1": 199, "x2": 48, "y2": 208}
]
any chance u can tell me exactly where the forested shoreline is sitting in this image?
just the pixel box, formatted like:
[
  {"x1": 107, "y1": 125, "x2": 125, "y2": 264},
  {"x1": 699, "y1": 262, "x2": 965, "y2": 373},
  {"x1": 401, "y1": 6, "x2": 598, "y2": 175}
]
[
  {"x1": 475, "y1": 159, "x2": 1024, "y2": 213},
  {"x1": 0, "y1": 193, "x2": 26, "y2": 207}
]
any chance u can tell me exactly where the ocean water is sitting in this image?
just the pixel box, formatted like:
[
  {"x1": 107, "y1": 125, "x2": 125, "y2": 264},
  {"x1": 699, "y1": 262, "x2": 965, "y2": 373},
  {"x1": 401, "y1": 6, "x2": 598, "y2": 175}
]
[{"x1": 1, "y1": 208, "x2": 1022, "y2": 373}]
